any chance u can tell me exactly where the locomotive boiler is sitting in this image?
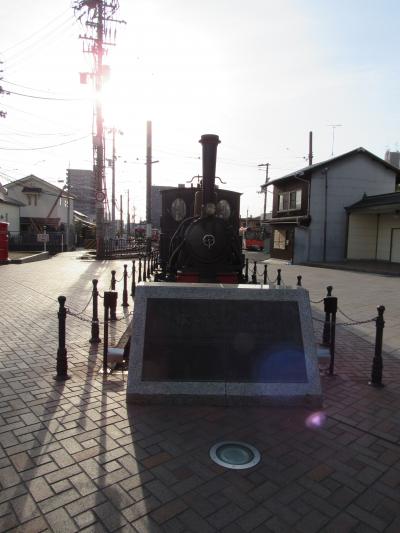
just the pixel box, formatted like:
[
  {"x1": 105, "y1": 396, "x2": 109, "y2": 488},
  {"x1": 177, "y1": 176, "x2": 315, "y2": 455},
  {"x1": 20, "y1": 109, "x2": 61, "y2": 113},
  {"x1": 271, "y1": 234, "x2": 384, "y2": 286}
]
[{"x1": 158, "y1": 134, "x2": 244, "y2": 283}]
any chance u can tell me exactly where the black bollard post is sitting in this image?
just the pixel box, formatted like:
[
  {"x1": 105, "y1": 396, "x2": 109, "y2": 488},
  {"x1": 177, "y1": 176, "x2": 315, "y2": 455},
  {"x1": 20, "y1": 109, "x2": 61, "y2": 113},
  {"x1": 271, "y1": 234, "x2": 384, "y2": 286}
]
[
  {"x1": 55, "y1": 296, "x2": 70, "y2": 381},
  {"x1": 297, "y1": 275, "x2": 302, "y2": 287},
  {"x1": 277, "y1": 269, "x2": 282, "y2": 286},
  {"x1": 89, "y1": 279, "x2": 101, "y2": 343},
  {"x1": 143, "y1": 257, "x2": 147, "y2": 282},
  {"x1": 263, "y1": 264, "x2": 268, "y2": 285},
  {"x1": 147, "y1": 254, "x2": 151, "y2": 279},
  {"x1": 252, "y1": 261, "x2": 257, "y2": 284},
  {"x1": 110, "y1": 280, "x2": 118, "y2": 321},
  {"x1": 111, "y1": 270, "x2": 116, "y2": 291},
  {"x1": 138, "y1": 257, "x2": 142, "y2": 283},
  {"x1": 322, "y1": 285, "x2": 333, "y2": 345},
  {"x1": 327, "y1": 296, "x2": 337, "y2": 376},
  {"x1": 369, "y1": 305, "x2": 385, "y2": 387},
  {"x1": 103, "y1": 291, "x2": 113, "y2": 374},
  {"x1": 122, "y1": 264, "x2": 129, "y2": 307},
  {"x1": 245, "y1": 257, "x2": 249, "y2": 283},
  {"x1": 131, "y1": 260, "x2": 136, "y2": 297},
  {"x1": 103, "y1": 291, "x2": 118, "y2": 374}
]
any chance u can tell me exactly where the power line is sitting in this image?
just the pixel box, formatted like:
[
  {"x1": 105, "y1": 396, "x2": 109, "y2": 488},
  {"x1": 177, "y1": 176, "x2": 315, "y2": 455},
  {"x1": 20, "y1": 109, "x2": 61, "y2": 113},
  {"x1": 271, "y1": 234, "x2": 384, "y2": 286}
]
[
  {"x1": 2, "y1": 79, "x2": 82, "y2": 98},
  {"x1": 1, "y1": 8, "x2": 71, "y2": 54},
  {"x1": 0, "y1": 134, "x2": 91, "y2": 151},
  {"x1": 0, "y1": 126, "x2": 86, "y2": 137},
  {"x1": 3, "y1": 88, "x2": 85, "y2": 102},
  {"x1": 4, "y1": 17, "x2": 78, "y2": 67},
  {"x1": 1, "y1": 101, "x2": 90, "y2": 132},
  {"x1": 5, "y1": 25, "x2": 79, "y2": 77}
]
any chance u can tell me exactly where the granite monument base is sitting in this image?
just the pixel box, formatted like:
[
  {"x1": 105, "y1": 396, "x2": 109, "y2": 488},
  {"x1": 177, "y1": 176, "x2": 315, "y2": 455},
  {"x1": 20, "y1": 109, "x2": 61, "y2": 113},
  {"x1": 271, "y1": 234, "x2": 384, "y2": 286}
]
[{"x1": 126, "y1": 283, "x2": 323, "y2": 407}]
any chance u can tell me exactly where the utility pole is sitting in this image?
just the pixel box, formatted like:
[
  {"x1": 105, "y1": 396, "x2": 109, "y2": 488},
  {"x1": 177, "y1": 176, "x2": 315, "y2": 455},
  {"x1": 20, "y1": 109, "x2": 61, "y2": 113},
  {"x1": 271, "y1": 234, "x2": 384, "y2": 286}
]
[
  {"x1": 127, "y1": 189, "x2": 130, "y2": 236},
  {"x1": 111, "y1": 128, "x2": 116, "y2": 236},
  {"x1": 308, "y1": 131, "x2": 313, "y2": 166},
  {"x1": 119, "y1": 194, "x2": 123, "y2": 236},
  {"x1": 93, "y1": 0, "x2": 104, "y2": 258},
  {"x1": 73, "y1": 0, "x2": 125, "y2": 258},
  {"x1": 108, "y1": 127, "x2": 123, "y2": 237},
  {"x1": 258, "y1": 163, "x2": 270, "y2": 221},
  {"x1": 0, "y1": 63, "x2": 9, "y2": 118},
  {"x1": 145, "y1": 120, "x2": 159, "y2": 253},
  {"x1": 66, "y1": 168, "x2": 71, "y2": 250}
]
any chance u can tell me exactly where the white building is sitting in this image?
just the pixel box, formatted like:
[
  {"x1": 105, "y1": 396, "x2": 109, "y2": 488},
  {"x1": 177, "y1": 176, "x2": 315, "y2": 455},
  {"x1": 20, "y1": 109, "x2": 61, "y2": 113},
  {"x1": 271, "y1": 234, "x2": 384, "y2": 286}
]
[
  {"x1": 5, "y1": 175, "x2": 73, "y2": 234},
  {"x1": 0, "y1": 183, "x2": 24, "y2": 233}
]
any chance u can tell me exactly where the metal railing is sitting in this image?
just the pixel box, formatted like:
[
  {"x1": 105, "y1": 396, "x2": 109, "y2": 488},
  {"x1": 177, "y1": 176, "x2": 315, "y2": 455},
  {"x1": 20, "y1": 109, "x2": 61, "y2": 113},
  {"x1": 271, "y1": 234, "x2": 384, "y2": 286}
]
[
  {"x1": 8, "y1": 231, "x2": 65, "y2": 254},
  {"x1": 103, "y1": 237, "x2": 149, "y2": 258}
]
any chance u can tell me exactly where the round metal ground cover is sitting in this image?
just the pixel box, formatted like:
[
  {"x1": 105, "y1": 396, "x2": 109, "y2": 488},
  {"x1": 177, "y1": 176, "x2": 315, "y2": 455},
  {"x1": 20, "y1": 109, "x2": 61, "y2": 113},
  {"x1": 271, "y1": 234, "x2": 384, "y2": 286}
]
[{"x1": 209, "y1": 441, "x2": 261, "y2": 470}]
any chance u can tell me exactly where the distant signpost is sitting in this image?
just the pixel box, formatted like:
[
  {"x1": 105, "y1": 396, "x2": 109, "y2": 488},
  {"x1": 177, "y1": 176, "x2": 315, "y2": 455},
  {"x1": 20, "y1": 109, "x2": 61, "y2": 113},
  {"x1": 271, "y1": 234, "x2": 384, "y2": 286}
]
[{"x1": 37, "y1": 229, "x2": 49, "y2": 252}]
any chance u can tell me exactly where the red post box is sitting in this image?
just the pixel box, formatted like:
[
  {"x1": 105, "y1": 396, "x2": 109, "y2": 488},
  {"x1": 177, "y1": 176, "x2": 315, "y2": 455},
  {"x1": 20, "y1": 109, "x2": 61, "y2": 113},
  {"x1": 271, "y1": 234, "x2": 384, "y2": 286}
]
[{"x1": 0, "y1": 221, "x2": 9, "y2": 261}]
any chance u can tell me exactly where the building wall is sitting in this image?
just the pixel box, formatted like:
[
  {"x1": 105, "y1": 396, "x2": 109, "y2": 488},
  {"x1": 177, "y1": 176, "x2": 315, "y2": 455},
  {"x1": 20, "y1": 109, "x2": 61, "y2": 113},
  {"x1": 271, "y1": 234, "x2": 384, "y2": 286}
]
[
  {"x1": 68, "y1": 169, "x2": 95, "y2": 221},
  {"x1": 308, "y1": 153, "x2": 396, "y2": 262},
  {"x1": 0, "y1": 203, "x2": 20, "y2": 233},
  {"x1": 385, "y1": 150, "x2": 400, "y2": 168},
  {"x1": 347, "y1": 213, "x2": 378, "y2": 259},
  {"x1": 293, "y1": 226, "x2": 310, "y2": 263},
  {"x1": 376, "y1": 214, "x2": 400, "y2": 261}
]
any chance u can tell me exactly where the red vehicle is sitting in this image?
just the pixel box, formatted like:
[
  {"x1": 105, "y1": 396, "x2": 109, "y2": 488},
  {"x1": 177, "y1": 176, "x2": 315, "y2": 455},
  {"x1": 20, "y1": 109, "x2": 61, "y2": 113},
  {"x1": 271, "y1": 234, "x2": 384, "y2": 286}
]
[{"x1": 242, "y1": 227, "x2": 264, "y2": 251}]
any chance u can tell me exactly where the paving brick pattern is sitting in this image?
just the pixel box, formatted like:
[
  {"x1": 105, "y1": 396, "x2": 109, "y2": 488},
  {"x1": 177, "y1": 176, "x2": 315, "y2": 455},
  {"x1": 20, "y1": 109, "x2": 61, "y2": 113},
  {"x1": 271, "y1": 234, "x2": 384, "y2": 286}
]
[{"x1": 0, "y1": 252, "x2": 399, "y2": 532}]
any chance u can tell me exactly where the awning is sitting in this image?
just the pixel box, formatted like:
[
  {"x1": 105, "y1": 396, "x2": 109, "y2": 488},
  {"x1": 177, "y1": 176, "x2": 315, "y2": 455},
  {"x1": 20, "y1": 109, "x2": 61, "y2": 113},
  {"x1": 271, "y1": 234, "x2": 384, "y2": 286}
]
[
  {"x1": 267, "y1": 215, "x2": 311, "y2": 226},
  {"x1": 20, "y1": 217, "x2": 60, "y2": 228},
  {"x1": 346, "y1": 192, "x2": 400, "y2": 214}
]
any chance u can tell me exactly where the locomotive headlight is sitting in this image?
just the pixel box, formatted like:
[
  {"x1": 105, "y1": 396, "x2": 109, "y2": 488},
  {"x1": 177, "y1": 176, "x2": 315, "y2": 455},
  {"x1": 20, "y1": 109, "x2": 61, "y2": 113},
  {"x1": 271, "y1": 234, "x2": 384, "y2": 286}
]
[{"x1": 205, "y1": 202, "x2": 216, "y2": 216}]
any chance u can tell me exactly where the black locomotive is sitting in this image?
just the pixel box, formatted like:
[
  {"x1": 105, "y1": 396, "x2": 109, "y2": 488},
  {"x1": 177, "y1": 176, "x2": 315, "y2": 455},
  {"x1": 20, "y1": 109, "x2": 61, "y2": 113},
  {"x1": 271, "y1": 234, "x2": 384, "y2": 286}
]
[{"x1": 158, "y1": 134, "x2": 244, "y2": 283}]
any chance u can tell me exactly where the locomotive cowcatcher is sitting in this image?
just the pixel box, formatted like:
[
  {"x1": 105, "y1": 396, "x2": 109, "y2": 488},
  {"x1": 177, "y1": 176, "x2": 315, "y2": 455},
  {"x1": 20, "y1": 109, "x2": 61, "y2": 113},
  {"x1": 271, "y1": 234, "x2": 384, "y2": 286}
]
[{"x1": 158, "y1": 134, "x2": 245, "y2": 283}]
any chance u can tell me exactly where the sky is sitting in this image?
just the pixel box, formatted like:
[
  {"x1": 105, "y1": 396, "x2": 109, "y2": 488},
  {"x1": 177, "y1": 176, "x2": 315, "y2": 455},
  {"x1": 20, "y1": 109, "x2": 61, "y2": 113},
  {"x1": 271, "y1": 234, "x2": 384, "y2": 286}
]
[{"x1": 1, "y1": 0, "x2": 400, "y2": 221}]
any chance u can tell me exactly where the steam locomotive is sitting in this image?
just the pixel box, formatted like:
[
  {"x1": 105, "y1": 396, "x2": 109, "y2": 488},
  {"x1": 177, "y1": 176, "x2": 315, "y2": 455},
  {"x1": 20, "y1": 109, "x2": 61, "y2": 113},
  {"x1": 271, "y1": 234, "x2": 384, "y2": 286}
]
[{"x1": 158, "y1": 134, "x2": 245, "y2": 283}]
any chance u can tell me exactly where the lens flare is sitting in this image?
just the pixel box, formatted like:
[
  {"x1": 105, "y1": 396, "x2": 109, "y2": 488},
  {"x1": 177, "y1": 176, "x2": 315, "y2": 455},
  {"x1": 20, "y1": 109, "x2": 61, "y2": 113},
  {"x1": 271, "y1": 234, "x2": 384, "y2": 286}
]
[{"x1": 305, "y1": 411, "x2": 326, "y2": 429}]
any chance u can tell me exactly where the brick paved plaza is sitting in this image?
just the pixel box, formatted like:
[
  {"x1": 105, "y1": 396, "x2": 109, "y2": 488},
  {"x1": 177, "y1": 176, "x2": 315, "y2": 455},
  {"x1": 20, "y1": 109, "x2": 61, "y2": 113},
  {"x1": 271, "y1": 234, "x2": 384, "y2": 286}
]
[{"x1": 0, "y1": 252, "x2": 399, "y2": 532}]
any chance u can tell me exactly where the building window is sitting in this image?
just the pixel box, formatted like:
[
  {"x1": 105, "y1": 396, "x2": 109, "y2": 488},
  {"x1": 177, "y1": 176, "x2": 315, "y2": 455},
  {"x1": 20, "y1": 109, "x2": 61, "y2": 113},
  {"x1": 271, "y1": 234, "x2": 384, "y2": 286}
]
[
  {"x1": 278, "y1": 189, "x2": 302, "y2": 212},
  {"x1": 273, "y1": 229, "x2": 286, "y2": 249},
  {"x1": 26, "y1": 194, "x2": 37, "y2": 206},
  {"x1": 296, "y1": 189, "x2": 302, "y2": 208}
]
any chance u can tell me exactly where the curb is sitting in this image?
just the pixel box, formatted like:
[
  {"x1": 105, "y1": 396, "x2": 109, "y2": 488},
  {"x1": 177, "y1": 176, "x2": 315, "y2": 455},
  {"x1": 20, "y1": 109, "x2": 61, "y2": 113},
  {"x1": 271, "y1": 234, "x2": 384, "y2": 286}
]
[
  {"x1": 299, "y1": 261, "x2": 400, "y2": 277},
  {"x1": 9, "y1": 251, "x2": 50, "y2": 264}
]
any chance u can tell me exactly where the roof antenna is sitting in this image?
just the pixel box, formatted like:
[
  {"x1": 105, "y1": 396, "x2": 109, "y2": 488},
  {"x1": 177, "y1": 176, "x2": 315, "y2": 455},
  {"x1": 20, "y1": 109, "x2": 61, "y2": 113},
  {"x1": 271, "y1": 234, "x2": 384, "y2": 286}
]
[{"x1": 328, "y1": 124, "x2": 342, "y2": 156}]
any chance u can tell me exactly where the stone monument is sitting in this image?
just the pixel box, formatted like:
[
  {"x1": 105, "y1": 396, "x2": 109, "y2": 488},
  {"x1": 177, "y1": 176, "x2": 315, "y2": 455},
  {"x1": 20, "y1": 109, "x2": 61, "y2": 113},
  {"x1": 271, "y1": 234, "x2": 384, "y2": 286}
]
[{"x1": 126, "y1": 283, "x2": 322, "y2": 406}]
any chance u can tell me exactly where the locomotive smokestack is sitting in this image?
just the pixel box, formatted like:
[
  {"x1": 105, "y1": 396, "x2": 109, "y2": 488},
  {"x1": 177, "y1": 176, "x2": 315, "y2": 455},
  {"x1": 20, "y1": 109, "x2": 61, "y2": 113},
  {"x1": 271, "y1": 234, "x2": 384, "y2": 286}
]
[{"x1": 199, "y1": 134, "x2": 220, "y2": 210}]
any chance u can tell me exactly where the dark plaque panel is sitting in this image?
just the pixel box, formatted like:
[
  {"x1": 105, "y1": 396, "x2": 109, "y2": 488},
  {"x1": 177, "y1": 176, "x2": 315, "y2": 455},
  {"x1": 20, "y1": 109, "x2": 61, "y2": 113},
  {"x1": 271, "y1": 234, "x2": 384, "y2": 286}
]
[{"x1": 142, "y1": 299, "x2": 307, "y2": 383}]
